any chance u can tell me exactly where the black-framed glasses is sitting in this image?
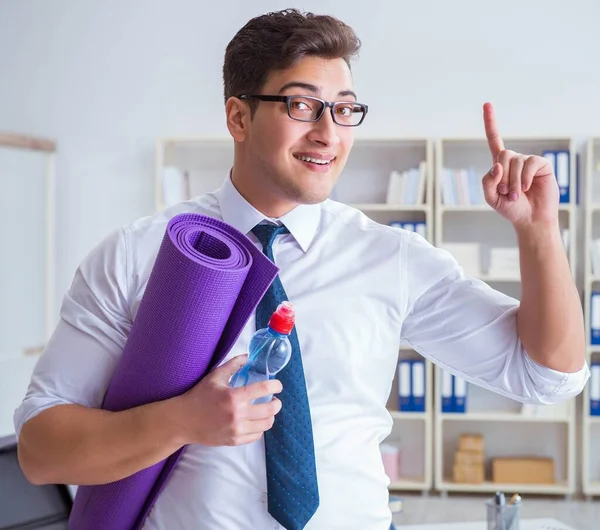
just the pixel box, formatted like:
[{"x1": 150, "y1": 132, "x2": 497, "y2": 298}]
[{"x1": 239, "y1": 94, "x2": 368, "y2": 127}]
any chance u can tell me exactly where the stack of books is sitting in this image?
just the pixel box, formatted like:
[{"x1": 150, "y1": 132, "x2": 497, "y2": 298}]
[{"x1": 386, "y1": 162, "x2": 427, "y2": 205}]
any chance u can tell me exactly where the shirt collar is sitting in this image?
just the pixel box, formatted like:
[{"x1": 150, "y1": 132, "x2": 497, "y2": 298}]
[{"x1": 217, "y1": 172, "x2": 321, "y2": 253}]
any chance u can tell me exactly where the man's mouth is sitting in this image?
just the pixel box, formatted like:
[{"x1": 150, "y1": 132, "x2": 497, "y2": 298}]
[{"x1": 293, "y1": 154, "x2": 336, "y2": 166}]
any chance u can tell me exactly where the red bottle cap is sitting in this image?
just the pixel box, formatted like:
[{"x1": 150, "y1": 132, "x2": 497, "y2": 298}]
[{"x1": 269, "y1": 301, "x2": 295, "y2": 335}]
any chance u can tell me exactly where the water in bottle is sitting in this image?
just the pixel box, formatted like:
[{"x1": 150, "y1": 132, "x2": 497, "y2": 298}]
[{"x1": 229, "y1": 301, "x2": 295, "y2": 403}]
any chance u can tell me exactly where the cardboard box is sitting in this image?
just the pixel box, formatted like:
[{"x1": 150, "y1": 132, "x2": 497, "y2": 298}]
[
  {"x1": 453, "y1": 463, "x2": 485, "y2": 484},
  {"x1": 454, "y1": 450, "x2": 484, "y2": 465},
  {"x1": 492, "y1": 457, "x2": 555, "y2": 484},
  {"x1": 458, "y1": 433, "x2": 484, "y2": 453}
]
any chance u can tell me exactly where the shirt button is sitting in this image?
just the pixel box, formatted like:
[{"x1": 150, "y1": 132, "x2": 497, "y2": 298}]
[{"x1": 261, "y1": 492, "x2": 267, "y2": 504}]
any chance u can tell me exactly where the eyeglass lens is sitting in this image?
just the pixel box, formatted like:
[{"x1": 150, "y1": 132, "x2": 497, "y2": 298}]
[{"x1": 287, "y1": 96, "x2": 365, "y2": 126}]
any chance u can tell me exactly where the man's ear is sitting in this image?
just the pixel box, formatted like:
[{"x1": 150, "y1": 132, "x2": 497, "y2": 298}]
[{"x1": 225, "y1": 97, "x2": 250, "y2": 142}]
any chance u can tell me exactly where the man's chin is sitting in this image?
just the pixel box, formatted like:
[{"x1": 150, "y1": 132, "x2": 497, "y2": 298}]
[
  {"x1": 291, "y1": 185, "x2": 336, "y2": 205},
  {"x1": 279, "y1": 171, "x2": 338, "y2": 205}
]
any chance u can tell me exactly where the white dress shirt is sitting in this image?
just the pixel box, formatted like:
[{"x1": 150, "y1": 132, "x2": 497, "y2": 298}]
[{"x1": 14, "y1": 174, "x2": 589, "y2": 530}]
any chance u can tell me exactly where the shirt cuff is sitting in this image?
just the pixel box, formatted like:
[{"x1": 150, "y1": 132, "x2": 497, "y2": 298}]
[
  {"x1": 524, "y1": 352, "x2": 590, "y2": 404},
  {"x1": 13, "y1": 397, "x2": 73, "y2": 439}
]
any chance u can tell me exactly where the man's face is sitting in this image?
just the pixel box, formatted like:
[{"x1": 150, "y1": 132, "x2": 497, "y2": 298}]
[{"x1": 244, "y1": 56, "x2": 357, "y2": 207}]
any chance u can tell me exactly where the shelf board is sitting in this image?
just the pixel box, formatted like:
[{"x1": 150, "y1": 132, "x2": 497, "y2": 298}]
[
  {"x1": 438, "y1": 412, "x2": 569, "y2": 423},
  {"x1": 161, "y1": 137, "x2": 232, "y2": 149},
  {"x1": 558, "y1": 204, "x2": 574, "y2": 212},
  {"x1": 583, "y1": 482, "x2": 600, "y2": 496},
  {"x1": 352, "y1": 137, "x2": 429, "y2": 146},
  {"x1": 440, "y1": 204, "x2": 494, "y2": 212},
  {"x1": 439, "y1": 136, "x2": 572, "y2": 143},
  {"x1": 440, "y1": 204, "x2": 572, "y2": 213},
  {"x1": 390, "y1": 411, "x2": 428, "y2": 421},
  {"x1": 350, "y1": 203, "x2": 429, "y2": 212},
  {"x1": 388, "y1": 477, "x2": 428, "y2": 491},
  {"x1": 437, "y1": 480, "x2": 570, "y2": 495},
  {"x1": 585, "y1": 415, "x2": 600, "y2": 424}
]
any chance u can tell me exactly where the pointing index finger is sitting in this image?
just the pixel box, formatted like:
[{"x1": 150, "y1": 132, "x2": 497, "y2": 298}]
[{"x1": 483, "y1": 102, "x2": 504, "y2": 161}]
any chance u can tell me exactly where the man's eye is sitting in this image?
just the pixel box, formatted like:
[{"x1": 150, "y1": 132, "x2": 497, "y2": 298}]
[
  {"x1": 336, "y1": 105, "x2": 354, "y2": 116},
  {"x1": 291, "y1": 100, "x2": 311, "y2": 111}
]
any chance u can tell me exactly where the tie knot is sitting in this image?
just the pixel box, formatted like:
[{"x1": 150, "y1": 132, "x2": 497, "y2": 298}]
[{"x1": 252, "y1": 223, "x2": 290, "y2": 253}]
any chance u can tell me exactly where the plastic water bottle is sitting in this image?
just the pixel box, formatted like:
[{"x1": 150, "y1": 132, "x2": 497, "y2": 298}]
[{"x1": 229, "y1": 301, "x2": 295, "y2": 404}]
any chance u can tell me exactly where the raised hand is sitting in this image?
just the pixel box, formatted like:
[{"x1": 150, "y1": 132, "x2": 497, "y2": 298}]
[{"x1": 481, "y1": 102, "x2": 560, "y2": 228}]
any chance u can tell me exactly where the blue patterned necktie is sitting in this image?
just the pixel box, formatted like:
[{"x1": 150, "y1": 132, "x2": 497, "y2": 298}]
[{"x1": 251, "y1": 223, "x2": 319, "y2": 530}]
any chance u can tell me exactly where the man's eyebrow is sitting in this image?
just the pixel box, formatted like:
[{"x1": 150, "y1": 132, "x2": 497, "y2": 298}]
[
  {"x1": 277, "y1": 82, "x2": 357, "y2": 100},
  {"x1": 338, "y1": 89, "x2": 357, "y2": 100},
  {"x1": 278, "y1": 82, "x2": 319, "y2": 94}
]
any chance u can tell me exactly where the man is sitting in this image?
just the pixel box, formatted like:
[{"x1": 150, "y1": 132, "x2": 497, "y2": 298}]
[{"x1": 14, "y1": 8, "x2": 588, "y2": 530}]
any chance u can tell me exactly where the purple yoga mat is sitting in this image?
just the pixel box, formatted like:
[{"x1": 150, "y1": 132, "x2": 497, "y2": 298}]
[{"x1": 68, "y1": 213, "x2": 279, "y2": 530}]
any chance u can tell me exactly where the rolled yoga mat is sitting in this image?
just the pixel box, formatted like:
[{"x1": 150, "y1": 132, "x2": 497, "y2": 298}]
[{"x1": 68, "y1": 213, "x2": 279, "y2": 530}]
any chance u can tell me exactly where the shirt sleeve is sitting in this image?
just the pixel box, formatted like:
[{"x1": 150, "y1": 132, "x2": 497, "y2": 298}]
[
  {"x1": 399, "y1": 231, "x2": 589, "y2": 405},
  {"x1": 13, "y1": 227, "x2": 132, "y2": 437}
]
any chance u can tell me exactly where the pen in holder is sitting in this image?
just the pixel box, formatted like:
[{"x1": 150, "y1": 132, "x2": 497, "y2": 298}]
[{"x1": 485, "y1": 492, "x2": 521, "y2": 530}]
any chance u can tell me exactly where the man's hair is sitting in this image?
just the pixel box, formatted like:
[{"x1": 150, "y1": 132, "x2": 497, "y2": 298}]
[{"x1": 223, "y1": 9, "x2": 361, "y2": 106}]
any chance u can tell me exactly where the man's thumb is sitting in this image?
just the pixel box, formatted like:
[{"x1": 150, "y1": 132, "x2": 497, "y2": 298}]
[
  {"x1": 482, "y1": 162, "x2": 503, "y2": 205},
  {"x1": 217, "y1": 354, "x2": 248, "y2": 380}
]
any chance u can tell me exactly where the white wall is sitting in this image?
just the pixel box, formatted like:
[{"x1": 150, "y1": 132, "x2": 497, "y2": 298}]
[{"x1": 1, "y1": 0, "x2": 599, "y2": 310}]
